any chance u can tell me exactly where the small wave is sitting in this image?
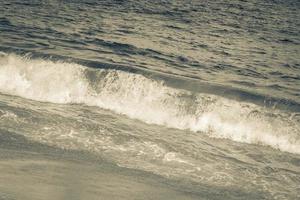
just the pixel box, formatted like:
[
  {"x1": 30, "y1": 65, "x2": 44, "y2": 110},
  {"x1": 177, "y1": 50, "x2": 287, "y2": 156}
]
[
  {"x1": 0, "y1": 17, "x2": 12, "y2": 26},
  {"x1": 0, "y1": 53, "x2": 299, "y2": 154}
]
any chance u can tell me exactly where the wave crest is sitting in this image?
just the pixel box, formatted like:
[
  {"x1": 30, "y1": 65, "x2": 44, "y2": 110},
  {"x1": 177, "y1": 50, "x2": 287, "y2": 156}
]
[{"x1": 0, "y1": 53, "x2": 299, "y2": 154}]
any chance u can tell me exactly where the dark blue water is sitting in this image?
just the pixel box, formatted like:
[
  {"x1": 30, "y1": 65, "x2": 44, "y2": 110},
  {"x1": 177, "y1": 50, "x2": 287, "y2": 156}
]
[{"x1": 0, "y1": 0, "x2": 300, "y2": 199}]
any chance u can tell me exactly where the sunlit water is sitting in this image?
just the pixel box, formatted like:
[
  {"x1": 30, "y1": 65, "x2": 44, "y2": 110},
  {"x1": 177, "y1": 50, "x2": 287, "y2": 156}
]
[{"x1": 0, "y1": 0, "x2": 299, "y2": 199}]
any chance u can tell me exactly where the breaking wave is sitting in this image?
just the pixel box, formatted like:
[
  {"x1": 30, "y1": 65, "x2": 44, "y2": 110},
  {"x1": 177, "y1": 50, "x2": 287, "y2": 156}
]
[{"x1": 0, "y1": 52, "x2": 300, "y2": 154}]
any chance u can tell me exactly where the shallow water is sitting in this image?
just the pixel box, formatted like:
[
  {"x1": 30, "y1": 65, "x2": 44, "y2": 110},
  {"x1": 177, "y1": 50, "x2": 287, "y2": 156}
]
[{"x1": 0, "y1": 0, "x2": 300, "y2": 199}]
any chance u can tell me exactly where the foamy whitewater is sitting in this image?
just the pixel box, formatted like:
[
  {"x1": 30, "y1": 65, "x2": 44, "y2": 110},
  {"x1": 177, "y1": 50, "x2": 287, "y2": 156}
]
[
  {"x1": 1, "y1": 53, "x2": 299, "y2": 154},
  {"x1": 0, "y1": 0, "x2": 300, "y2": 199}
]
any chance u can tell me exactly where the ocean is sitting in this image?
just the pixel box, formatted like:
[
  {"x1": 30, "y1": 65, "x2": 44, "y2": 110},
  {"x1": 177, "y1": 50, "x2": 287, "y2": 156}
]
[{"x1": 0, "y1": 0, "x2": 299, "y2": 199}]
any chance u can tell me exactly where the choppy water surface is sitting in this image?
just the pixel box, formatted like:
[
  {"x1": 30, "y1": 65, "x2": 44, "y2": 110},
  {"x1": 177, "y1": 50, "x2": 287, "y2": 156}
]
[{"x1": 0, "y1": 0, "x2": 300, "y2": 199}]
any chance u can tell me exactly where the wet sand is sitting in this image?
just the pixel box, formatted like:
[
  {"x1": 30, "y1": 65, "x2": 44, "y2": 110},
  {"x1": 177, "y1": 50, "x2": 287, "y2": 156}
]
[{"x1": 0, "y1": 131, "x2": 201, "y2": 200}]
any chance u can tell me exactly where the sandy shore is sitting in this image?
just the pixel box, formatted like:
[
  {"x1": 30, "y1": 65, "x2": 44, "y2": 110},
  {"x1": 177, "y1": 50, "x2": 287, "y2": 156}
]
[{"x1": 0, "y1": 131, "x2": 201, "y2": 200}]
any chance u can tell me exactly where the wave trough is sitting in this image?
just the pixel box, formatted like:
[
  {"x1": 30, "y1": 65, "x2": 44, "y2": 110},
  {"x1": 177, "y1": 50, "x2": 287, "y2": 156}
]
[{"x1": 0, "y1": 53, "x2": 299, "y2": 154}]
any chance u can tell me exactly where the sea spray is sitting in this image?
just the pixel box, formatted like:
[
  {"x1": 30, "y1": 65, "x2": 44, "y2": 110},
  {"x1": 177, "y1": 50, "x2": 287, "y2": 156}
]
[{"x1": 0, "y1": 53, "x2": 299, "y2": 154}]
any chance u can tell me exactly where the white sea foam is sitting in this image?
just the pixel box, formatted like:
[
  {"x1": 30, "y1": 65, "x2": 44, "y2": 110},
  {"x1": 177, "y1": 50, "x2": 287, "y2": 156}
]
[{"x1": 0, "y1": 53, "x2": 299, "y2": 154}]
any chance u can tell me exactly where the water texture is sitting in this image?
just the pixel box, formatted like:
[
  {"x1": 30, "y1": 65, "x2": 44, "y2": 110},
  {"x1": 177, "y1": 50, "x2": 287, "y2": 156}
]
[{"x1": 0, "y1": 0, "x2": 299, "y2": 199}]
